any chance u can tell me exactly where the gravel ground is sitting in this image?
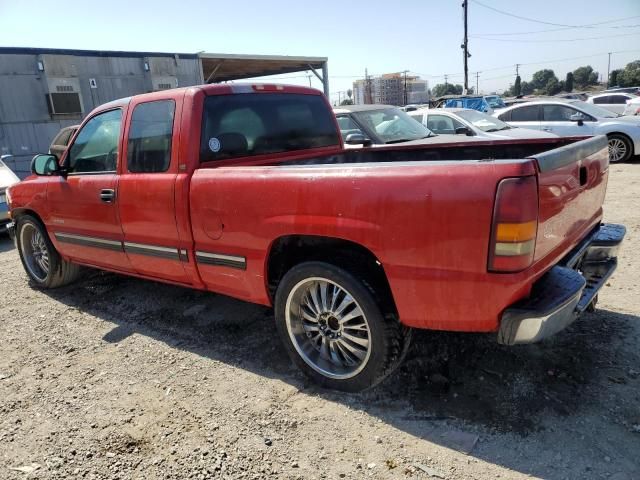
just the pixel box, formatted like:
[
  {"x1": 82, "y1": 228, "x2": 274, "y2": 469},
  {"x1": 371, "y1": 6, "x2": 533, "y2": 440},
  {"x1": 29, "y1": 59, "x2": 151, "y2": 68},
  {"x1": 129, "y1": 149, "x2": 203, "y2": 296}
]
[{"x1": 1, "y1": 163, "x2": 639, "y2": 480}]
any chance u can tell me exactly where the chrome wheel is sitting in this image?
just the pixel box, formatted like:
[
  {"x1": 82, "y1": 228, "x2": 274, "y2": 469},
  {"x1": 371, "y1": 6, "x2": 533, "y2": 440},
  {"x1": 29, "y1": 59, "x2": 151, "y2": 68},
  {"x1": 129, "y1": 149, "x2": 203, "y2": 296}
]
[
  {"x1": 608, "y1": 137, "x2": 628, "y2": 162},
  {"x1": 285, "y1": 277, "x2": 372, "y2": 379},
  {"x1": 20, "y1": 223, "x2": 50, "y2": 281}
]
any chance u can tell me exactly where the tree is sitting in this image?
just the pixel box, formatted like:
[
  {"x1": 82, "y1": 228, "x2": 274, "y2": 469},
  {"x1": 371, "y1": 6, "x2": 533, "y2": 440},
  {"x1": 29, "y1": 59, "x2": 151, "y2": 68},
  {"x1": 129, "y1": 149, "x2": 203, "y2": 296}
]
[
  {"x1": 531, "y1": 69, "x2": 558, "y2": 92},
  {"x1": 572, "y1": 65, "x2": 599, "y2": 88},
  {"x1": 347, "y1": 89, "x2": 353, "y2": 101},
  {"x1": 545, "y1": 77, "x2": 562, "y2": 95},
  {"x1": 617, "y1": 61, "x2": 640, "y2": 87},
  {"x1": 565, "y1": 72, "x2": 574, "y2": 92},
  {"x1": 514, "y1": 75, "x2": 522, "y2": 96},
  {"x1": 609, "y1": 69, "x2": 622, "y2": 87},
  {"x1": 339, "y1": 98, "x2": 354, "y2": 105},
  {"x1": 432, "y1": 83, "x2": 464, "y2": 97}
]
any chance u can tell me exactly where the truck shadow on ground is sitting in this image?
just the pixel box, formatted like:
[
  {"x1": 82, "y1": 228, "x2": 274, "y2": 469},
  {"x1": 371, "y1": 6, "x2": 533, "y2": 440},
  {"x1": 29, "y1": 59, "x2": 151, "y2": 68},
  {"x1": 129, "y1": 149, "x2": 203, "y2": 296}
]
[{"x1": 40, "y1": 268, "x2": 640, "y2": 479}]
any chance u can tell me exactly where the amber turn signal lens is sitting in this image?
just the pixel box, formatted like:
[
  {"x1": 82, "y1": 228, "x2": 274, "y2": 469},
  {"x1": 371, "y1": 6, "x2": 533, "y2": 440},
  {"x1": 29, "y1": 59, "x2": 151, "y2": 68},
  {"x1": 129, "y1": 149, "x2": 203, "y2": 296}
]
[{"x1": 495, "y1": 221, "x2": 537, "y2": 243}]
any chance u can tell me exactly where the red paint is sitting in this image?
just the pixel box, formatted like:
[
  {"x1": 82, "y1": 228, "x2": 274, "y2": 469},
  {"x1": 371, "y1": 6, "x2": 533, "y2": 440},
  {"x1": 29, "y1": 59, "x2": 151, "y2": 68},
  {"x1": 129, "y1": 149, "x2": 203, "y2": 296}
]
[{"x1": 8, "y1": 84, "x2": 610, "y2": 334}]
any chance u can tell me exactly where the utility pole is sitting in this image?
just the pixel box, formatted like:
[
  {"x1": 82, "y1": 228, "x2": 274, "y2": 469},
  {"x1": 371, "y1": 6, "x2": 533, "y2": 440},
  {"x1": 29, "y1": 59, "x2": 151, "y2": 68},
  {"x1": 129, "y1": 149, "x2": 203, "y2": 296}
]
[
  {"x1": 462, "y1": 0, "x2": 469, "y2": 93},
  {"x1": 475, "y1": 71, "x2": 480, "y2": 94},
  {"x1": 516, "y1": 63, "x2": 520, "y2": 77},
  {"x1": 607, "y1": 52, "x2": 612, "y2": 88},
  {"x1": 402, "y1": 70, "x2": 409, "y2": 106},
  {"x1": 365, "y1": 68, "x2": 373, "y2": 104},
  {"x1": 444, "y1": 74, "x2": 448, "y2": 86}
]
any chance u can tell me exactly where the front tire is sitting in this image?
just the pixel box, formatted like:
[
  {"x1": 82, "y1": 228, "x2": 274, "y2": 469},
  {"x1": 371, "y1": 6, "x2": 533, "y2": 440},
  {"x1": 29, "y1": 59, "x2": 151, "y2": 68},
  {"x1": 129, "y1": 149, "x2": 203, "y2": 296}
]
[
  {"x1": 607, "y1": 134, "x2": 633, "y2": 163},
  {"x1": 274, "y1": 261, "x2": 411, "y2": 392},
  {"x1": 16, "y1": 215, "x2": 81, "y2": 288}
]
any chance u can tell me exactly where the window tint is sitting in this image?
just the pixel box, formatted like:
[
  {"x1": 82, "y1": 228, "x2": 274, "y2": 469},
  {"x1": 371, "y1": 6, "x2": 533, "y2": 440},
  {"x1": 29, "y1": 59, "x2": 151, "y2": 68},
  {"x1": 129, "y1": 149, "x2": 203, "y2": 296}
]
[
  {"x1": 68, "y1": 109, "x2": 122, "y2": 174},
  {"x1": 609, "y1": 95, "x2": 629, "y2": 104},
  {"x1": 127, "y1": 100, "x2": 175, "y2": 173},
  {"x1": 592, "y1": 96, "x2": 610, "y2": 104},
  {"x1": 498, "y1": 110, "x2": 511, "y2": 121},
  {"x1": 200, "y1": 93, "x2": 339, "y2": 162},
  {"x1": 542, "y1": 105, "x2": 577, "y2": 121},
  {"x1": 426, "y1": 115, "x2": 465, "y2": 134},
  {"x1": 336, "y1": 115, "x2": 364, "y2": 140},
  {"x1": 509, "y1": 105, "x2": 539, "y2": 122}
]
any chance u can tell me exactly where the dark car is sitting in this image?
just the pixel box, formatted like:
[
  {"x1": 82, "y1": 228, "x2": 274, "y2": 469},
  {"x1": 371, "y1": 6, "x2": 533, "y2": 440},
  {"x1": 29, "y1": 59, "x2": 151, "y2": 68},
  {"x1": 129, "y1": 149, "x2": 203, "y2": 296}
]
[{"x1": 49, "y1": 125, "x2": 79, "y2": 158}]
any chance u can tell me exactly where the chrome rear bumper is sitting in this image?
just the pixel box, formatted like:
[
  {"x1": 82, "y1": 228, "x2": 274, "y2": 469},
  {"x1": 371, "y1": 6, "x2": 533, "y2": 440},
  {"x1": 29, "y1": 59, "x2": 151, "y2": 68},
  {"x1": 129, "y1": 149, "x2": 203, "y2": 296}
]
[{"x1": 498, "y1": 223, "x2": 625, "y2": 345}]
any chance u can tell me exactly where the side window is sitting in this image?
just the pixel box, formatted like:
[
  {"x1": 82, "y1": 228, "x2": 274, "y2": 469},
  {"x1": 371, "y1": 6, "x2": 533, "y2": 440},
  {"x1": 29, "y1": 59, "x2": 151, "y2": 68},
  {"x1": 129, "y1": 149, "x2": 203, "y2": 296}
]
[
  {"x1": 336, "y1": 115, "x2": 364, "y2": 140},
  {"x1": 67, "y1": 109, "x2": 122, "y2": 174},
  {"x1": 427, "y1": 115, "x2": 455, "y2": 134},
  {"x1": 510, "y1": 105, "x2": 539, "y2": 122},
  {"x1": 592, "y1": 96, "x2": 610, "y2": 104},
  {"x1": 409, "y1": 113, "x2": 423, "y2": 123},
  {"x1": 127, "y1": 100, "x2": 175, "y2": 173},
  {"x1": 610, "y1": 95, "x2": 629, "y2": 104},
  {"x1": 52, "y1": 128, "x2": 72, "y2": 147},
  {"x1": 498, "y1": 110, "x2": 511, "y2": 122},
  {"x1": 542, "y1": 105, "x2": 576, "y2": 121}
]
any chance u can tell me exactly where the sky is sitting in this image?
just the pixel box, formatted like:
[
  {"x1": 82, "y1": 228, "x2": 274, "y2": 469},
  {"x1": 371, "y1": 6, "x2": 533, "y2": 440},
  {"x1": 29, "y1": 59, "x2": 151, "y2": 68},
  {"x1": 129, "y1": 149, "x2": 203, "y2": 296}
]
[{"x1": 1, "y1": 0, "x2": 639, "y2": 103}]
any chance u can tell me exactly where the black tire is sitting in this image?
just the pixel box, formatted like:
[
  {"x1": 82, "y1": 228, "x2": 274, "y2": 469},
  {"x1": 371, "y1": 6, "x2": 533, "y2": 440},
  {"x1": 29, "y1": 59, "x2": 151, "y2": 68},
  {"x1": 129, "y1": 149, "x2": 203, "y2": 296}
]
[
  {"x1": 274, "y1": 261, "x2": 411, "y2": 392},
  {"x1": 16, "y1": 214, "x2": 82, "y2": 288},
  {"x1": 607, "y1": 134, "x2": 633, "y2": 163}
]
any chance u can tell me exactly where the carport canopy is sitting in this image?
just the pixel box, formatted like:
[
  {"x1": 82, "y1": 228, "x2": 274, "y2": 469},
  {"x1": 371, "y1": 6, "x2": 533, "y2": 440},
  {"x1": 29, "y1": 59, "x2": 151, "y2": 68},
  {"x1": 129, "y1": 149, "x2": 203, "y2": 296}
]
[{"x1": 198, "y1": 53, "x2": 329, "y2": 96}]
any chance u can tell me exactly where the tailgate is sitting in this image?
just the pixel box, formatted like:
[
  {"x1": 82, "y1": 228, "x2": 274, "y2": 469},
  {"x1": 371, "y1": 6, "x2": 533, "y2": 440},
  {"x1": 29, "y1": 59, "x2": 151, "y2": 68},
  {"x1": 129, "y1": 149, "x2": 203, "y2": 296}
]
[{"x1": 532, "y1": 135, "x2": 609, "y2": 263}]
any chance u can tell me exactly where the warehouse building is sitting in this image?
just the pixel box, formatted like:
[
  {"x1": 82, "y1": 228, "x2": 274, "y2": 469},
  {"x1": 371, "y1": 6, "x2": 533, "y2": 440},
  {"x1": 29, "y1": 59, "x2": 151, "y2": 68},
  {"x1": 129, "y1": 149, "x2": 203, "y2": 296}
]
[{"x1": 0, "y1": 47, "x2": 329, "y2": 177}]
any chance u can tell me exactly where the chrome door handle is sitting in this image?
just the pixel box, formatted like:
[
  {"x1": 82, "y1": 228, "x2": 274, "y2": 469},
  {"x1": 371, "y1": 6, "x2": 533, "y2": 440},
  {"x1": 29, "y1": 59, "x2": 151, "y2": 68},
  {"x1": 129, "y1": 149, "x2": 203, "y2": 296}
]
[
  {"x1": 542, "y1": 127, "x2": 552, "y2": 131},
  {"x1": 100, "y1": 189, "x2": 115, "y2": 203}
]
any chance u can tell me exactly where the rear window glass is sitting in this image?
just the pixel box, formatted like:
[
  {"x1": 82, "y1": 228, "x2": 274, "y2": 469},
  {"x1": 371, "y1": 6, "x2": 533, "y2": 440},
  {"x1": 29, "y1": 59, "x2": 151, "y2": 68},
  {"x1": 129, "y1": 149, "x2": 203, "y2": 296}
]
[
  {"x1": 509, "y1": 105, "x2": 539, "y2": 122},
  {"x1": 200, "y1": 93, "x2": 339, "y2": 162}
]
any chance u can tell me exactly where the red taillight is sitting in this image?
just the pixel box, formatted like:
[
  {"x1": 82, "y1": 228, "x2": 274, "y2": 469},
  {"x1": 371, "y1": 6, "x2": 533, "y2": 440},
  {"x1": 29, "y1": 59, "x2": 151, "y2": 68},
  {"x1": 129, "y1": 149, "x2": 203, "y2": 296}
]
[{"x1": 488, "y1": 176, "x2": 539, "y2": 273}]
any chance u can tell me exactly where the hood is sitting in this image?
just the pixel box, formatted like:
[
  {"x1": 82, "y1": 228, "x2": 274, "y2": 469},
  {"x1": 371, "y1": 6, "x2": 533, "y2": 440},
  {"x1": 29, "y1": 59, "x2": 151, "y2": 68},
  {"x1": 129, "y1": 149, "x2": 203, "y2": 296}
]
[
  {"x1": 0, "y1": 165, "x2": 20, "y2": 189},
  {"x1": 488, "y1": 127, "x2": 558, "y2": 140}
]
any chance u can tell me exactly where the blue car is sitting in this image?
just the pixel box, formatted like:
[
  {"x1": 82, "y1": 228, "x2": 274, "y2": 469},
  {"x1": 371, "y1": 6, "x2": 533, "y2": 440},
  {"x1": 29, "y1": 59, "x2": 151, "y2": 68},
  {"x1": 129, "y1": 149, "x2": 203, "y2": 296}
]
[{"x1": 441, "y1": 95, "x2": 506, "y2": 114}]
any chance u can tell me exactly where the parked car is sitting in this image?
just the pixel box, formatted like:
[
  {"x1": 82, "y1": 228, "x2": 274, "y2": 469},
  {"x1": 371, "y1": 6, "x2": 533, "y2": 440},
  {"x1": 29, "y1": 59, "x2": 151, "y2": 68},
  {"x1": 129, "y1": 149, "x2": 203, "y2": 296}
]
[
  {"x1": 555, "y1": 92, "x2": 589, "y2": 101},
  {"x1": 495, "y1": 99, "x2": 640, "y2": 162},
  {"x1": 6, "y1": 84, "x2": 625, "y2": 392},
  {"x1": 605, "y1": 86, "x2": 640, "y2": 95},
  {"x1": 433, "y1": 95, "x2": 506, "y2": 114},
  {"x1": 408, "y1": 108, "x2": 558, "y2": 140},
  {"x1": 623, "y1": 96, "x2": 640, "y2": 116},
  {"x1": 586, "y1": 93, "x2": 638, "y2": 115},
  {"x1": 0, "y1": 155, "x2": 20, "y2": 232},
  {"x1": 49, "y1": 125, "x2": 79, "y2": 158}
]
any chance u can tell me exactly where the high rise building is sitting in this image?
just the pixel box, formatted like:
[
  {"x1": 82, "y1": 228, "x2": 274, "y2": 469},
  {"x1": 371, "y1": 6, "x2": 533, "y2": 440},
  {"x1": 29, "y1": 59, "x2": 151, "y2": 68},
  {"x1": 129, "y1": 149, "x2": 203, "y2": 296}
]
[{"x1": 353, "y1": 73, "x2": 429, "y2": 105}]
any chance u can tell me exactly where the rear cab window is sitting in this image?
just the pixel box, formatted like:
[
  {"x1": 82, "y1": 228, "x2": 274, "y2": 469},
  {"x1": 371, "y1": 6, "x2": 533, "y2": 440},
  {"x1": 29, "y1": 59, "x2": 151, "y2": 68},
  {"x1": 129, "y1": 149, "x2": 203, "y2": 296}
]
[{"x1": 200, "y1": 93, "x2": 339, "y2": 162}]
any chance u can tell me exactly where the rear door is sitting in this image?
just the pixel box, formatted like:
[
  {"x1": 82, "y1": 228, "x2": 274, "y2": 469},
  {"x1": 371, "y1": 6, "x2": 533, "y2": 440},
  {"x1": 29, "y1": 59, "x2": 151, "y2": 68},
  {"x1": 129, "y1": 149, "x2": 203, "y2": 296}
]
[
  {"x1": 117, "y1": 95, "x2": 191, "y2": 284},
  {"x1": 500, "y1": 104, "x2": 541, "y2": 131}
]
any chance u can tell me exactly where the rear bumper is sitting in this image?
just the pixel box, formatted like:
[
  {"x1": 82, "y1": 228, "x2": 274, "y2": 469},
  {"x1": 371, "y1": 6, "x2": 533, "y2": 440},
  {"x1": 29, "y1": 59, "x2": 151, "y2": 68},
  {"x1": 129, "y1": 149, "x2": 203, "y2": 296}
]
[{"x1": 498, "y1": 223, "x2": 625, "y2": 345}]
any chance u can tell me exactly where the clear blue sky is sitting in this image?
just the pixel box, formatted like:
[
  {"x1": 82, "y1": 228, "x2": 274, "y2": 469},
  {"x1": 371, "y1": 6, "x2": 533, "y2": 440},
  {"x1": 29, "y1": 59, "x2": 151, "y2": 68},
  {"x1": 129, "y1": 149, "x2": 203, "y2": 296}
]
[{"x1": 1, "y1": 0, "x2": 639, "y2": 102}]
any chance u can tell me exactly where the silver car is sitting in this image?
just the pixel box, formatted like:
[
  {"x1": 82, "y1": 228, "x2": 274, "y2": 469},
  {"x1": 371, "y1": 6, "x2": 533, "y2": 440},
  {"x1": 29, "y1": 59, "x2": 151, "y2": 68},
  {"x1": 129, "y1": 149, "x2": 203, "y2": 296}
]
[
  {"x1": 409, "y1": 108, "x2": 558, "y2": 140},
  {"x1": 0, "y1": 155, "x2": 21, "y2": 232}
]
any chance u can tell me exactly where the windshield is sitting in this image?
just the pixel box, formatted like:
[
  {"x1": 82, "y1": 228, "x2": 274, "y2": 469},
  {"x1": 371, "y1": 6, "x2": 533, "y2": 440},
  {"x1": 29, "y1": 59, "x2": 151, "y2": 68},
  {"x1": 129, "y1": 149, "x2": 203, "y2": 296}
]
[
  {"x1": 352, "y1": 108, "x2": 432, "y2": 143},
  {"x1": 485, "y1": 95, "x2": 506, "y2": 108},
  {"x1": 569, "y1": 100, "x2": 618, "y2": 118},
  {"x1": 455, "y1": 109, "x2": 510, "y2": 132}
]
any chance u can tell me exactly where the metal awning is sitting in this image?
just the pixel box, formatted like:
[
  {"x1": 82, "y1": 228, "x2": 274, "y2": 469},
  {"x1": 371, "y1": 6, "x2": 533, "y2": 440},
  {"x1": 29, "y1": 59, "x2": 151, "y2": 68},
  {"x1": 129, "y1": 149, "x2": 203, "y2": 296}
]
[{"x1": 198, "y1": 53, "x2": 329, "y2": 96}]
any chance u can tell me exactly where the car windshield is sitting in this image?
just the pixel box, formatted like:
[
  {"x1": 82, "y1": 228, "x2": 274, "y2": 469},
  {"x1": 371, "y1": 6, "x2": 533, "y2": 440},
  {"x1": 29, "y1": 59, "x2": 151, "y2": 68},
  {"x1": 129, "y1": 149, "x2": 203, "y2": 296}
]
[
  {"x1": 455, "y1": 109, "x2": 511, "y2": 132},
  {"x1": 485, "y1": 96, "x2": 506, "y2": 108},
  {"x1": 352, "y1": 108, "x2": 433, "y2": 143},
  {"x1": 569, "y1": 100, "x2": 618, "y2": 118}
]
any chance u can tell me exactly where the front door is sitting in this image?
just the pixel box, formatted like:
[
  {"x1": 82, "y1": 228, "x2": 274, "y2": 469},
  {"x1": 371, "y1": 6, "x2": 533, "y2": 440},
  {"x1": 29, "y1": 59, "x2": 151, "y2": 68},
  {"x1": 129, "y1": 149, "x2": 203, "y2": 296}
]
[
  {"x1": 540, "y1": 105, "x2": 596, "y2": 137},
  {"x1": 47, "y1": 108, "x2": 132, "y2": 272},
  {"x1": 117, "y1": 96, "x2": 190, "y2": 284}
]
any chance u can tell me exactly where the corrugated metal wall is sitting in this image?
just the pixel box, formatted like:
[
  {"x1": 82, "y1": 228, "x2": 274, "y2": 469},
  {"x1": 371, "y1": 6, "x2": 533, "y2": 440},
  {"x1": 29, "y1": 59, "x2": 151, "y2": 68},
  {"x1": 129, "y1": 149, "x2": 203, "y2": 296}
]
[{"x1": 0, "y1": 51, "x2": 201, "y2": 178}]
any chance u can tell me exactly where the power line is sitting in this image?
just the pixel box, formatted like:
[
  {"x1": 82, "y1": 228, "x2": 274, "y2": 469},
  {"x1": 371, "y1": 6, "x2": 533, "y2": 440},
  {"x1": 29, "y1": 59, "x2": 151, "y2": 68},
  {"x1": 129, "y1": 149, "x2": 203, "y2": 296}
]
[
  {"x1": 471, "y1": 32, "x2": 640, "y2": 43},
  {"x1": 472, "y1": 0, "x2": 638, "y2": 29},
  {"x1": 473, "y1": 21, "x2": 640, "y2": 37}
]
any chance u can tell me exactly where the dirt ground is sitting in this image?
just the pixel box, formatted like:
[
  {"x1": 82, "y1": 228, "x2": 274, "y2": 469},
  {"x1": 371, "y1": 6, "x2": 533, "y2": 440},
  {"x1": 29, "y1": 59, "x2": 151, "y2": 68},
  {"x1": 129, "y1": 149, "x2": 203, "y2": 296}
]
[{"x1": 1, "y1": 164, "x2": 639, "y2": 480}]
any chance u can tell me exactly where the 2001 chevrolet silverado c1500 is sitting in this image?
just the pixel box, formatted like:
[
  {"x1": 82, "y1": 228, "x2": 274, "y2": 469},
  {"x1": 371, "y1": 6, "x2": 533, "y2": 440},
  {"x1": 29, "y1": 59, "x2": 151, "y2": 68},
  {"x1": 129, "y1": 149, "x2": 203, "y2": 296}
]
[{"x1": 6, "y1": 84, "x2": 625, "y2": 391}]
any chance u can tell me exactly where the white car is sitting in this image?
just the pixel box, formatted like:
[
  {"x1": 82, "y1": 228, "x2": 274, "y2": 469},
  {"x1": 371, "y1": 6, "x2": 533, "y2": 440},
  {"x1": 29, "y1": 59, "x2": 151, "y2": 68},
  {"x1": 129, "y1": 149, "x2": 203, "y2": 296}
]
[
  {"x1": 586, "y1": 92, "x2": 638, "y2": 115},
  {"x1": 0, "y1": 155, "x2": 21, "y2": 231},
  {"x1": 495, "y1": 100, "x2": 640, "y2": 162},
  {"x1": 409, "y1": 108, "x2": 558, "y2": 140},
  {"x1": 623, "y1": 96, "x2": 640, "y2": 116}
]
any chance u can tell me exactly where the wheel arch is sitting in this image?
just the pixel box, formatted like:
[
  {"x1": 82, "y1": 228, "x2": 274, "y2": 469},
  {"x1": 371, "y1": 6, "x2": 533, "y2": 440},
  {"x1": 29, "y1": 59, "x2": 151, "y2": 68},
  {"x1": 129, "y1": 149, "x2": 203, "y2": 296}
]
[
  {"x1": 606, "y1": 131, "x2": 635, "y2": 156},
  {"x1": 266, "y1": 235, "x2": 398, "y2": 319}
]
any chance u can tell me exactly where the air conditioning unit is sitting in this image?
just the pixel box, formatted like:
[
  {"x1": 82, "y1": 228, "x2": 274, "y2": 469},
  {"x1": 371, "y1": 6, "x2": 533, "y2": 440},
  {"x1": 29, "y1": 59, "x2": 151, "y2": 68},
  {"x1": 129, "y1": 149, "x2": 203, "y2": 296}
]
[{"x1": 46, "y1": 78, "x2": 83, "y2": 115}]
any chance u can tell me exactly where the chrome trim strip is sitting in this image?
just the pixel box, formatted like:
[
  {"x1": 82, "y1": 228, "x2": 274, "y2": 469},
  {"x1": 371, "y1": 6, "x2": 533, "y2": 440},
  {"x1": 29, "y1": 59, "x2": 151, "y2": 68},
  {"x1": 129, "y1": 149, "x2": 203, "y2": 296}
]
[
  {"x1": 123, "y1": 242, "x2": 180, "y2": 260},
  {"x1": 195, "y1": 251, "x2": 246, "y2": 270},
  {"x1": 54, "y1": 232, "x2": 123, "y2": 251}
]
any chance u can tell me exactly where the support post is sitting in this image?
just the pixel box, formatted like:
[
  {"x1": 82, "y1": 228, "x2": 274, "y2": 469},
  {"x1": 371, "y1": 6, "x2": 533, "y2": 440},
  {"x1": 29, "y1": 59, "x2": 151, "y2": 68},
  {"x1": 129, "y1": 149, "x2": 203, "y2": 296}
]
[{"x1": 322, "y1": 61, "x2": 330, "y2": 97}]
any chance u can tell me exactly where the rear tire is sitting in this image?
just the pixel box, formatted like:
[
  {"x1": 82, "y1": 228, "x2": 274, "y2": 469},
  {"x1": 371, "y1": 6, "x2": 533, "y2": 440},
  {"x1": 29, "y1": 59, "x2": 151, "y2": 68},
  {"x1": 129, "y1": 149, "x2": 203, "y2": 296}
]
[
  {"x1": 274, "y1": 261, "x2": 411, "y2": 392},
  {"x1": 607, "y1": 134, "x2": 633, "y2": 163},
  {"x1": 16, "y1": 215, "x2": 82, "y2": 288}
]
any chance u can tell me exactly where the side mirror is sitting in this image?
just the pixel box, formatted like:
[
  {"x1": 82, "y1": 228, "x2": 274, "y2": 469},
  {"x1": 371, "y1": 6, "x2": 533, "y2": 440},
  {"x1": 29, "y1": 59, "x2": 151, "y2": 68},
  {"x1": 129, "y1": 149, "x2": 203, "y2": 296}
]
[
  {"x1": 31, "y1": 154, "x2": 60, "y2": 176},
  {"x1": 455, "y1": 126, "x2": 473, "y2": 136},
  {"x1": 345, "y1": 133, "x2": 372, "y2": 147},
  {"x1": 570, "y1": 113, "x2": 585, "y2": 126}
]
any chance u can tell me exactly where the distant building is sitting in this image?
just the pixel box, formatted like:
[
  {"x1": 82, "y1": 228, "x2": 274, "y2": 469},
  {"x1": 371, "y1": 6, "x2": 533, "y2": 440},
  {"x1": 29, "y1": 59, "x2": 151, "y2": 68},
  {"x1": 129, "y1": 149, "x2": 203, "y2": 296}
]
[{"x1": 353, "y1": 73, "x2": 429, "y2": 106}]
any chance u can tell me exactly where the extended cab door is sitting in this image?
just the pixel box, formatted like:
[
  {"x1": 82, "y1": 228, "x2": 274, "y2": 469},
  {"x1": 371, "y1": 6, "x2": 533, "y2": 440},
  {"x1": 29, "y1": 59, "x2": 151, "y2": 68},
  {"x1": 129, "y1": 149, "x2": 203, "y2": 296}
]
[
  {"x1": 117, "y1": 95, "x2": 191, "y2": 284},
  {"x1": 47, "y1": 108, "x2": 132, "y2": 271}
]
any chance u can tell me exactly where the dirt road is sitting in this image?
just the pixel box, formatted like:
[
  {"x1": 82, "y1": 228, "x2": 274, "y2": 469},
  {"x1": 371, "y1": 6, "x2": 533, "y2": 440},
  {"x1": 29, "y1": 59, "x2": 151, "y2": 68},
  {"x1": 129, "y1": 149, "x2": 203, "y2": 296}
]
[{"x1": 1, "y1": 164, "x2": 639, "y2": 480}]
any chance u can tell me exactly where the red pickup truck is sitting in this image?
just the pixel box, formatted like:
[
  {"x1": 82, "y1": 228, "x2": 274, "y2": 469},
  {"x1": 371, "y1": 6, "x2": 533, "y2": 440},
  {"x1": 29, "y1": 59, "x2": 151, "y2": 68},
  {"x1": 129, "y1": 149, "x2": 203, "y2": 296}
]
[{"x1": 6, "y1": 84, "x2": 625, "y2": 392}]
